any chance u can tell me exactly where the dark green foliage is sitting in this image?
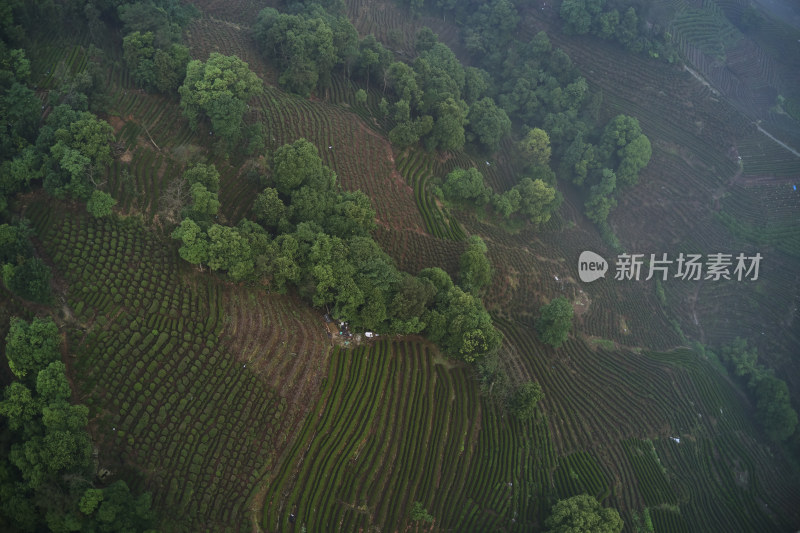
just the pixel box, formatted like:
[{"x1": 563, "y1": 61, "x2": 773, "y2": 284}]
[
  {"x1": 254, "y1": 8, "x2": 339, "y2": 96},
  {"x1": 491, "y1": 188, "x2": 520, "y2": 218},
  {"x1": 171, "y1": 218, "x2": 209, "y2": 267},
  {"x1": 1, "y1": 81, "x2": 40, "y2": 157},
  {"x1": 77, "y1": 480, "x2": 156, "y2": 532},
  {"x1": 252, "y1": 187, "x2": 286, "y2": 228},
  {"x1": 118, "y1": 0, "x2": 198, "y2": 47},
  {"x1": 37, "y1": 106, "x2": 114, "y2": 201},
  {"x1": 414, "y1": 27, "x2": 438, "y2": 54},
  {"x1": 514, "y1": 178, "x2": 559, "y2": 225},
  {"x1": 418, "y1": 43, "x2": 465, "y2": 95},
  {"x1": 270, "y1": 138, "x2": 327, "y2": 195},
  {"x1": 0, "y1": 222, "x2": 51, "y2": 303},
  {"x1": 178, "y1": 53, "x2": 262, "y2": 146},
  {"x1": 123, "y1": 31, "x2": 189, "y2": 93},
  {"x1": 584, "y1": 168, "x2": 617, "y2": 224},
  {"x1": 389, "y1": 121, "x2": 420, "y2": 148},
  {"x1": 0, "y1": 222, "x2": 32, "y2": 264},
  {"x1": 459, "y1": 235, "x2": 491, "y2": 295},
  {"x1": 86, "y1": 189, "x2": 117, "y2": 218},
  {"x1": 410, "y1": 501, "x2": 434, "y2": 522},
  {"x1": 536, "y1": 296, "x2": 573, "y2": 348},
  {"x1": 356, "y1": 34, "x2": 393, "y2": 89},
  {"x1": 183, "y1": 162, "x2": 220, "y2": 193},
  {"x1": 463, "y1": 0, "x2": 519, "y2": 62},
  {"x1": 418, "y1": 267, "x2": 454, "y2": 299},
  {"x1": 35, "y1": 361, "x2": 71, "y2": 402},
  {"x1": 718, "y1": 337, "x2": 758, "y2": 377},
  {"x1": 463, "y1": 66, "x2": 490, "y2": 104},
  {"x1": 424, "y1": 97, "x2": 467, "y2": 152},
  {"x1": 751, "y1": 374, "x2": 797, "y2": 443},
  {"x1": 187, "y1": 183, "x2": 220, "y2": 220},
  {"x1": 390, "y1": 274, "x2": 436, "y2": 334},
  {"x1": 442, "y1": 167, "x2": 491, "y2": 206},
  {"x1": 519, "y1": 128, "x2": 552, "y2": 168},
  {"x1": 387, "y1": 63, "x2": 420, "y2": 108},
  {"x1": 206, "y1": 224, "x2": 254, "y2": 281},
  {"x1": 560, "y1": 133, "x2": 597, "y2": 186},
  {"x1": 466, "y1": 97, "x2": 511, "y2": 152},
  {"x1": 560, "y1": 0, "x2": 604, "y2": 35},
  {"x1": 545, "y1": 494, "x2": 623, "y2": 533},
  {"x1": 4, "y1": 317, "x2": 60, "y2": 379},
  {"x1": 598, "y1": 115, "x2": 651, "y2": 187},
  {"x1": 0, "y1": 318, "x2": 155, "y2": 530},
  {"x1": 510, "y1": 381, "x2": 543, "y2": 420},
  {"x1": 559, "y1": 0, "x2": 677, "y2": 61},
  {"x1": 424, "y1": 285, "x2": 501, "y2": 362},
  {"x1": 719, "y1": 339, "x2": 798, "y2": 442}
]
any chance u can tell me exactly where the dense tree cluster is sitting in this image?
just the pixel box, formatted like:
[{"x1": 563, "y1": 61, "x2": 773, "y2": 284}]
[
  {"x1": 254, "y1": 3, "x2": 513, "y2": 153},
  {"x1": 254, "y1": 5, "x2": 358, "y2": 97},
  {"x1": 509, "y1": 381, "x2": 544, "y2": 420},
  {"x1": 536, "y1": 296, "x2": 574, "y2": 348},
  {"x1": 442, "y1": 167, "x2": 492, "y2": 206},
  {"x1": 0, "y1": 3, "x2": 127, "y2": 305},
  {"x1": 172, "y1": 139, "x2": 501, "y2": 362},
  {"x1": 545, "y1": 494, "x2": 623, "y2": 533},
  {"x1": 0, "y1": 48, "x2": 40, "y2": 216},
  {"x1": 441, "y1": 166, "x2": 561, "y2": 226},
  {"x1": 122, "y1": 31, "x2": 189, "y2": 94},
  {"x1": 560, "y1": 114, "x2": 651, "y2": 224},
  {"x1": 118, "y1": 0, "x2": 196, "y2": 94},
  {"x1": 559, "y1": 0, "x2": 679, "y2": 61},
  {"x1": 0, "y1": 23, "x2": 118, "y2": 217},
  {"x1": 37, "y1": 105, "x2": 115, "y2": 201},
  {"x1": 0, "y1": 317, "x2": 156, "y2": 531},
  {"x1": 178, "y1": 53, "x2": 263, "y2": 147},
  {"x1": 718, "y1": 338, "x2": 798, "y2": 443},
  {"x1": 252, "y1": 0, "x2": 653, "y2": 229},
  {"x1": 459, "y1": 235, "x2": 492, "y2": 295},
  {"x1": 391, "y1": 0, "x2": 653, "y2": 226},
  {"x1": 0, "y1": 222, "x2": 52, "y2": 304}
]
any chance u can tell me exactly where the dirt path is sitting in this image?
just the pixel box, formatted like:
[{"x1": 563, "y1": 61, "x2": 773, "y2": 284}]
[
  {"x1": 731, "y1": 173, "x2": 799, "y2": 186},
  {"x1": 754, "y1": 122, "x2": 800, "y2": 158},
  {"x1": 684, "y1": 65, "x2": 720, "y2": 96}
]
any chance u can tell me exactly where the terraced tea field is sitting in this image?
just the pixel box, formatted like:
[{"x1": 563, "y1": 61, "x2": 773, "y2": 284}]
[
  {"x1": 24, "y1": 199, "x2": 331, "y2": 530},
  {"x1": 261, "y1": 340, "x2": 558, "y2": 532},
  {"x1": 13, "y1": 0, "x2": 800, "y2": 531}
]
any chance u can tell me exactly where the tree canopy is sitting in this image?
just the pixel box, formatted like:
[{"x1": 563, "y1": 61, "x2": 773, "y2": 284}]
[
  {"x1": 5, "y1": 317, "x2": 61, "y2": 380},
  {"x1": 545, "y1": 494, "x2": 624, "y2": 533},
  {"x1": 178, "y1": 53, "x2": 262, "y2": 145},
  {"x1": 86, "y1": 189, "x2": 117, "y2": 218},
  {"x1": 718, "y1": 338, "x2": 798, "y2": 442},
  {"x1": 442, "y1": 167, "x2": 491, "y2": 206},
  {"x1": 169, "y1": 138, "x2": 500, "y2": 362},
  {"x1": 598, "y1": 114, "x2": 651, "y2": 187},
  {"x1": 0, "y1": 316, "x2": 156, "y2": 530},
  {"x1": 254, "y1": 8, "x2": 340, "y2": 96},
  {"x1": 519, "y1": 127, "x2": 552, "y2": 168},
  {"x1": 509, "y1": 381, "x2": 544, "y2": 420},
  {"x1": 466, "y1": 97, "x2": 511, "y2": 152},
  {"x1": 459, "y1": 235, "x2": 492, "y2": 295},
  {"x1": 536, "y1": 296, "x2": 574, "y2": 348},
  {"x1": 37, "y1": 105, "x2": 114, "y2": 201}
]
